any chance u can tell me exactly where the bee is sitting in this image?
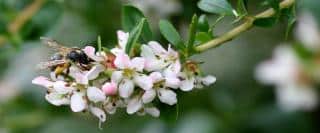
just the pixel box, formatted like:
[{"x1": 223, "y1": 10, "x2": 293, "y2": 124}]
[{"x1": 37, "y1": 37, "x2": 92, "y2": 76}]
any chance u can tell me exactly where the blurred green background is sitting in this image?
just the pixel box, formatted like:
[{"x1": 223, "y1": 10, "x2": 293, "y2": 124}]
[{"x1": 0, "y1": 0, "x2": 319, "y2": 133}]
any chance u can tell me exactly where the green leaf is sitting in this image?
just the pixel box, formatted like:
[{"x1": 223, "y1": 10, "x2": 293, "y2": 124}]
[
  {"x1": 125, "y1": 18, "x2": 146, "y2": 54},
  {"x1": 122, "y1": 5, "x2": 153, "y2": 42},
  {"x1": 266, "y1": 0, "x2": 280, "y2": 12},
  {"x1": 253, "y1": 17, "x2": 277, "y2": 27},
  {"x1": 197, "y1": 0, "x2": 235, "y2": 16},
  {"x1": 187, "y1": 14, "x2": 198, "y2": 55},
  {"x1": 159, "y1": 20, "x2": 184, "y2": 50},
  {"x1": 197, "y1": 14, "x2": 210, "y2": 32},
  {"x1": 237, "y1": 0, "x2": 248, "y2": 15},
  {"x1": 282, "y1": 6, "x2": 296, "y2": 39},
  {"x1": 195, "y1": 32, "x2": 212, "y2": 46}
]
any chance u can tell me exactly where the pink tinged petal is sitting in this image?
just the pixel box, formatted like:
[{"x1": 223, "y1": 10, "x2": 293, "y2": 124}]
[
  {"x1": 134, "y1": 75, "x2": 153, "y2": 90},
  {"x1": 158, "y1": 88, "x2": 177, "y2": 105},
  {"x1": 148, "y1": 41, "x2": 167, "y2": 56},
  {"x1": 165, "y1": 77, "x2": 180, "y2": 89},
  {"x1": 45, "y1": 93, "x2": 70, "y2": 106},
  {"x1": 87, "y1": 87, "x2": 106, "y2": 103},
  {"x1": 142, "y1": 90, "x2": 156, "y2": 103},
  {"x1": 114, "y1": 52, "x2": 131, "y2": 69},
  {"x1": 180, "y1": 78, "x2": 195, "y2": 91},
  {"x1": 86, "y1": 65, "x2": 105, "y2": 80},
  {"x1": 119, "y1": 79, "x2": 134, "y2": 98},
  {"x1": 83, "y1": 46, "x2": 104, "y2": 61},
  {"x1": 117, "y1": 30, "x2": 129, "y2": 49},
  {"x1": 201, "y1": 75, "x2": 216, "y2": 86},
  {"x1": 111, "y1": 71, "x2": 123, "y2": 83},
  {"x1": 126, "y1": 96, "x2": 143, "y2": 114},
  {"x1": 149, "y1": 72, "x2": 163, "y2": 83},
  {"x1": 141, "y1": 45, "x2": 156, "y2": 59},
  {"x1": 130, "y1": 57, "x2": 145, "y2": 72},
  {"x1": 145, "y1": 107, "x2": 160, "y2": 117},
  {"x1": 102, "y1": 81, "x2": 118, "y2": 96},
  {"x1": 70, "y1": 92, "x2": 87, "y2": 112},
  {"x1": 89, "y1": 106, "x2": 106, "y2": 122},
  {"x1": 32, "y1": 76, "x2": 53, "y2": 88}
]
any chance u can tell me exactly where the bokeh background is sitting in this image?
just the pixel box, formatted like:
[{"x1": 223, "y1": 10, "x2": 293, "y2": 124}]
[{"x1": 0, "y1": 0, "x2": 319, "y2": 133}]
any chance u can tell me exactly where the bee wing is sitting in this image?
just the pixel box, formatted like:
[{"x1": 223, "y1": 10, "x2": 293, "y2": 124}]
[
  {"x1": 40, "y1": 37, "x2": 71, "y2": 54},
  {"x1": 36, "y1": 60, "x2": 66, "y2": 70}
]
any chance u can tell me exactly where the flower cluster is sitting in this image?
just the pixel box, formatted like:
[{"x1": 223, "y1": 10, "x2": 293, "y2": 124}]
[
  {"x1": 255, "y1": 12, "x2": 320, "y2": 111},
  {"x1": 32, "y1": 30, "x2": 216, "y2": 123}
]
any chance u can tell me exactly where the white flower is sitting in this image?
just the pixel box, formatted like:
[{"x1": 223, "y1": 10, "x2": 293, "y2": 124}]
[
  {"x1": 103, "y1": 97, "x2": 125, "y2": 114},
  {"x1": 255, "y1": 45, "x2": 299, "y2": 85},
  {"x1": 295, "y1": 12, "x2": 320, "y2": 52},
  {"x1": 142, "y1": 72, "x2": 178, "y2": 105},
  {"x1": 256, "y1": 45, "x2": 318, "y2": 111},
  {"x1": 112, "y1": 52, "x2": 153, "y2": 98},
  {"x1": 69, "y1": 64, "x2": 105, "y2": 85},
  {"x1": 126, "y1": 95, "x2": 160, "y2": 117},
  {"x1": 32, "y1": 76, "x2": 54, "y2": 88}
]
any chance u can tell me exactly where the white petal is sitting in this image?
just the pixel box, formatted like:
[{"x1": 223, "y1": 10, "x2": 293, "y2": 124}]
[
  {"x1": 149, "y1": 72, "x2": 164, "y2": 83},
  {"x1": 148, "y1": 41, "x2": 167, "y2": 56},
  {"x1": 87, "y1": 87, "x2": 106, "y2": 103},
  {"x1": 114, "y1": 52, "x2": 131, "y2": 69},
  {"x1": 145, "y1": 107, "x2": 160, "y2": 117},
  {"x1": 89, "y1": 106, "x2": 106, "y2": 122},
  {"x1": 126, "y1": 96, "x2": 143, "y2": 114},
  {"x1": 83, "y1": 46, "x2": 104, "y2": 61},
  {"x1": 144, "y1": 58, "x2": 167, "y2": 71},
  {"x1": 134, "y1": 75, "x2": 153, "y2": 90},
  {"x1": 141, "y1": 45, "x2": 156, "y2": 59},
  {"x1": 130, "y1": 57, "x2": 145, "y2": 72},
  {"x1": 111, "y1": 71, "x2": 123, "y2": 83},
  {"x1": 86, "y1": 64, "x2": 104, "y2": 80},
  {"x1": 45, "y1": 93, "x2": 70, "y2": 106},
  {"x1": 52, "y1": 81, "x2": 73, "y2": 94},
  {"x1": 201, "y1": 75, "x2": 216, "y2": 86},
  {"x1": 70, "y1": 92, "x2": 87, "y2": 112},
  {"x1": 142, "y1": 90, "x2": 156, "y2": 103},
  {"x1": 32, "y1": 76, "x2": 53, "y2": 88},
  {"x1": 119, "y1": 79, "x2": 134, "y2": 98},
  {"x1": 158, "y1": 88, "x2": 177, "y2": 105},
  {"x1": 165, "y1": 77, "x2": 180, "y2": 89},
  {"x1": 117, "y1": 30, "x2": 129, "y2": 49},
  {"x1": 180, "y1": 78, "x2": 195, "y2": 91}
]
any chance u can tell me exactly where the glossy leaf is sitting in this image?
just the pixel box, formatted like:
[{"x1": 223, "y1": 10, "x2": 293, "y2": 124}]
[
  {"x1": 197, "y1": 0, "x2": 235, "y2": 15},
  {"x1": 159, "y1": 20, "x2": 184, "y2": 50},
  {"x1": 125, "y1": 18, "x2": 145, "y2": 54},
  {"x1": 187, "y1": 14, "x2": 198, "y2": 55},
  {"x1": 122, "y1": 5, "x2": 153, "y2": 42},
  {"x1": 197, "y1": 14, "x2": 210, "y2": 32},
  {"x1": 195, "y1": 32, "x2": 212, "y2": 46}
]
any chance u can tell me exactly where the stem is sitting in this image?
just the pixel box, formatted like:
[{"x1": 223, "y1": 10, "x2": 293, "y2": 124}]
[
  {"x1": 0, "y1": 0, "x2": 45, "y2": 46},
  {"x1": 195, "y1": 0, "x2": 295, "y2": 52}
]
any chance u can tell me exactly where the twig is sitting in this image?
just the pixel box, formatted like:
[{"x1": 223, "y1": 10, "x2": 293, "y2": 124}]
[
  {"x1": 0, "y1": 0, "x2": 45, "y2": 46},
  {"x1": 195, "y1": 0, "x2": 296, "y2": 52}
]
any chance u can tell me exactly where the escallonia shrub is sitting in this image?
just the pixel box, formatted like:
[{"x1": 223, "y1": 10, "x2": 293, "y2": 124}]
[{"x1": 31, "y1": 0, "x2": 296, "y2": 126}]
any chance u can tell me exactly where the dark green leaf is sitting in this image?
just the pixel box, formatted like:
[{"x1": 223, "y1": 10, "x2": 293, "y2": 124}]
[
  {"x1": 197, "y1": 14, "x2": 210, "y2": 32},
  {"x1": 267, "y1": 0, "x2": 280, "y2": 12},
  {"x1": 187, "y1": 14, "x2": 198, "y2": 55},
  {"x1": 253, "y1": 17, "x2": 277, "y2": 27},
  {"x1": 282, "y1": 6, "x2": 296, "y2": 39},
  {"x1": 122, "y1": 5, "x2": 153, "y2": 42},
  {"x1": 125, "y1": 18, "x2": 146, "y2": 54},
  {"x1": 197, "y1": 0, "x2": 235, "y2": 15},
  {"x1": 159, "y1": 20, "x2": 184, "y2": 50},
  {"x1": 195, "y1": 32, "x2": 212, "y2": 46}
]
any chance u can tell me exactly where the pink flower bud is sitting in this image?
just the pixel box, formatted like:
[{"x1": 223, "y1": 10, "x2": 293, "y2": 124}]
[{"x1": 102, "y1": 82, "x2": 117, "y2": 95}]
